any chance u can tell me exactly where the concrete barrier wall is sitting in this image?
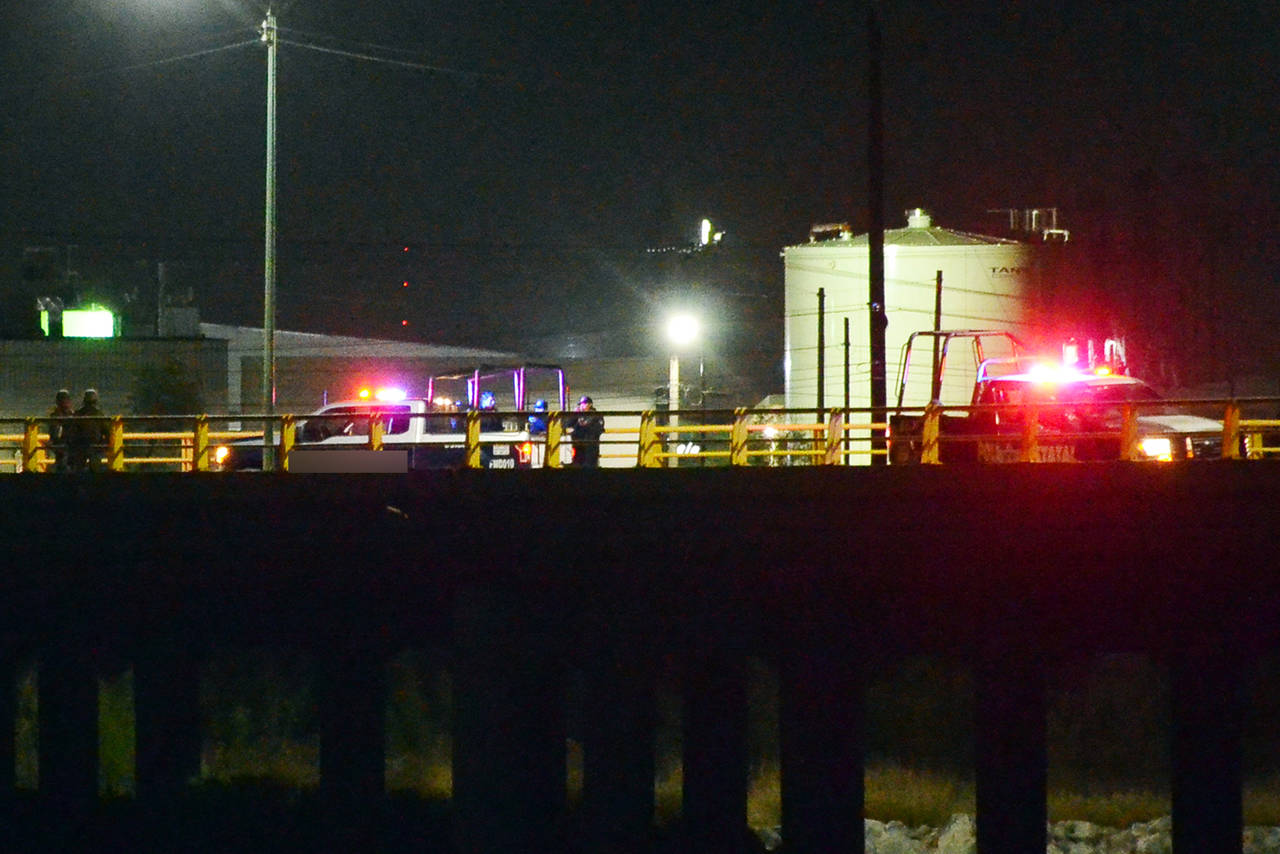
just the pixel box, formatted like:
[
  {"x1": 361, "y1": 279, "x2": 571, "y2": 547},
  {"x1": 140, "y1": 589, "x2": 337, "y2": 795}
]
[{"x1": 1, "y1": 464, "x2": 1276, "y2": 852}]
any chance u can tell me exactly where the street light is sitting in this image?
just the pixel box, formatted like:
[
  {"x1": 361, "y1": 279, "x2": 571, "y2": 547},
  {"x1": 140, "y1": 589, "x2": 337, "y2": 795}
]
[
  {"x1": 666, "y1": 313, "x2": 699, "y2": 468},
  {"x1": 260, "y1": 8, "x2": 278, "y2": 467}
]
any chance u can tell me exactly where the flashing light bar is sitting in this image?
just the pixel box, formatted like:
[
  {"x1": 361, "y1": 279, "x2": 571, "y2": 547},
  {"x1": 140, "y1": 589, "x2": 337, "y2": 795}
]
[
  {"x1": 356, "y1": 386, "x2": 407, "y2": 402},
  {"x1": 1025, "y1": 362, "x2": 1090, "y2": 384}
]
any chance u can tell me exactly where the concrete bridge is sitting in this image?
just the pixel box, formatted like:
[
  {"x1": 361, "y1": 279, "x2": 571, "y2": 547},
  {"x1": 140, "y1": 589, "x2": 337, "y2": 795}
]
[{"x1": 1, "y1": 463, "x2": 1277, "y2": 852}]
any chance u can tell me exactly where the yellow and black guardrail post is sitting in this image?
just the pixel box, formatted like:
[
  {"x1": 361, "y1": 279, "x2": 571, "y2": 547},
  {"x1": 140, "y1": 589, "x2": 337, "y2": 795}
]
[
  {"x1": 279, "y1": 415, "x2": 295, "y2": 472},
  {"x1": 193, "y1": 415, "x2": 210, "y2": 472},
  {"x1": 921, "y1": 404, "x2": 941, "y2": 464},
  {"x1": 638, "y1": 411, "x2": 661, "y2": 467},
  {"x1": 730, "y1": 409, "x2": 749, "y2": 467},
  {"x1": 1120, "y1": 405, "x2": 1140, "y2": 461},
  {"x1": 1222, "y1": 402, "x2": 1241, "y2": 460},
  {"x1": 824, "y1": 410, "x2": 844, "y2": 465},
  {"x1": 547, "y1": 412, "x2": 564, "y2": 469},
  {"x1": 465, "y1": 410, "x2": 482, "y2": 469},
  {"x1": 1020, "y1": 405, "x2": 1040, "y2": 463},
  {"x1": 107, "y1": 416, "x2": 126, "y2": 472},
  {"x1": 21, "y1": 418, "x2": 41, "y2": 473}
]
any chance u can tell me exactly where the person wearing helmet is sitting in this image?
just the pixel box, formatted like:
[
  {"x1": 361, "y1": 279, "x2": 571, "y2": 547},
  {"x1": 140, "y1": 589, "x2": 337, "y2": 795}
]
[
  {"x1": 68, "y1": 388, "x2": 108, "y2": 472},
  {"x1": 46, "y1": 389, "x2": 75, "y2": 472},
  {"x1": 478, "y1": 389, "x2": 502, "y2": 432},
  {"x1": 527, "y1": 398, "x2": 548, "y2": 436},
  {"x1": 566, "y1": 394, "x2": 605, "y2": 467}
]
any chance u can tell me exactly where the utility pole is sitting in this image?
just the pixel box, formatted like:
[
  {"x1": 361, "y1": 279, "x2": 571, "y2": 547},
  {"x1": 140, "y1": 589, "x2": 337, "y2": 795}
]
[
  {"x1": 843, "y1": 317, "x2": 851, "y2": 410},
  {"x1": 817, "y1": 287, "x2": 826, "y2": 411},
  {"x1": 261, "y1": 9, "x2": 278, "y2": 467},
  {"x1": 867, "y1": 6, "x2": 888, "y2": 464},
  {"x1": 156, "y1": 262, "x2": 167, "y2": 336},
  {"x1": 931, "y1": 270, "x2": 943, "y2": 401}
]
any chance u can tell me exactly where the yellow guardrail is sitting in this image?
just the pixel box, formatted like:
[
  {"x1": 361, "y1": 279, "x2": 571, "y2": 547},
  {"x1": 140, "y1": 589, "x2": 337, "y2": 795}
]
[{"x1": 0, "y1": 399, "x2": 1277, "y2": 472}]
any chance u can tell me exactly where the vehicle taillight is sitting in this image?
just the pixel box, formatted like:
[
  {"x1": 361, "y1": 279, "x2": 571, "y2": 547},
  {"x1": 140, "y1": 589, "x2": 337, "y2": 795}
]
[{"x1": 1139, "y1": 436, "x2": 1173, "y2": 461}]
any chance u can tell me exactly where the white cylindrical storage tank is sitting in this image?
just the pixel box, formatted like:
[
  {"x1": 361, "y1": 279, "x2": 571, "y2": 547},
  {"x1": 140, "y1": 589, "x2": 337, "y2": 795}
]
[{"x1": 783, "y1": 209, "x2": 1040, "y2": 414}]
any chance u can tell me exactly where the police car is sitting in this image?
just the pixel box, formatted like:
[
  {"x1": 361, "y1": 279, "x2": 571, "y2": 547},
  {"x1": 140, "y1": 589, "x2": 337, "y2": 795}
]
[
  {"x1": 213, "y1": 364, "x2": 568, "y2": 472},
  {"x1": 965, "y1": 360, "x2": 1227, "y2": 462}
]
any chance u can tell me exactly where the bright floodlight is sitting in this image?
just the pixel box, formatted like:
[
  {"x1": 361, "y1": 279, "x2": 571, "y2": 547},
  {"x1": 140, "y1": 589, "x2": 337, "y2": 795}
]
[{"x1": 667, "y1": 313, "x2": 700, "y2": 348}]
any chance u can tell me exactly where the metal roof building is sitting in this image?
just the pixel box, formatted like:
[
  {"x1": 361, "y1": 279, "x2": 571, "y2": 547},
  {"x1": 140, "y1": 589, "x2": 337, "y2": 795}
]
[{"x1": 200, "y1": 324, "x2": 517, "y2": 414}]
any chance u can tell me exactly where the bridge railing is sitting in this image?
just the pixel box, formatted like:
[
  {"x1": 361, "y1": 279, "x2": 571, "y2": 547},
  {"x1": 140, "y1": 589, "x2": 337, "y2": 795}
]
[{"x1": 1, "y1": 397, "x2": 1278, "y2": 471}]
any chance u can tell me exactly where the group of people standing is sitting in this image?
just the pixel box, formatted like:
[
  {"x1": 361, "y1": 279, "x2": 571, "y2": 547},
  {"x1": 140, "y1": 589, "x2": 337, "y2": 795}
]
[
  {"x1": 46, "y1": 388, "x2": 108, "y2": 473},
  {"x1": 526, "y1": 394, "x2": 605, "y2": 467}
]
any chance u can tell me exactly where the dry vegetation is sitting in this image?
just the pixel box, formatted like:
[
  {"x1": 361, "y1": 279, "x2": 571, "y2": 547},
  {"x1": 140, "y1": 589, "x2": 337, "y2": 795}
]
[{"x1": 16, "y1": 650, "x2": 1280, "y2": 832}]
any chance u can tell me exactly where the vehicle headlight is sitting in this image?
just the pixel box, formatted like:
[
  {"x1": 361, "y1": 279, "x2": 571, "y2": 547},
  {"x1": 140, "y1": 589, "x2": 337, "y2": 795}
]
[{"x1": 1139, "y1": 436, "x2": 1173, "y2": 461}]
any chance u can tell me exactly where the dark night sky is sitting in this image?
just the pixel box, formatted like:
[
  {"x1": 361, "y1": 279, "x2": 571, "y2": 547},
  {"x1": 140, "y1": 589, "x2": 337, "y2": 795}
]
[{"x1": 2, "y1": 1, "x2": 1278, "y2": 379}]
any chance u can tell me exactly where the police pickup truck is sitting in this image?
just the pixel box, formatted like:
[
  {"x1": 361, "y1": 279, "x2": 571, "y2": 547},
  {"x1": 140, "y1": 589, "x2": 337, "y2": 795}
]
[
  {"x1": 213, "y1": 364, "x2": 567, "y2": 472},
  {"x1": 888, "y1": 330, "x2": 1227, "y2": 463}
]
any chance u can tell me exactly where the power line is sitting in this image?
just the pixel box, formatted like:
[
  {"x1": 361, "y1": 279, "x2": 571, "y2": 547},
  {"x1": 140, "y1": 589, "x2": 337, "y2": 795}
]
[
  {"x1": 0, "y1": 39, "x2": 260, "y2": 99},
  {"x1": 276, "y1": 26, "x2": 455, "y2": 60},
  {"x1": 277, "y1": 37, "x2": 505, "y2": 83}
]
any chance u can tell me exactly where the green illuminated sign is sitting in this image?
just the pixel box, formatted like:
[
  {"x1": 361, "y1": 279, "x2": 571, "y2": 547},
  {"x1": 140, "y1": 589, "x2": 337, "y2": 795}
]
[{"x1": 40, "y1": 308, "x2": 117, "y2": 338}]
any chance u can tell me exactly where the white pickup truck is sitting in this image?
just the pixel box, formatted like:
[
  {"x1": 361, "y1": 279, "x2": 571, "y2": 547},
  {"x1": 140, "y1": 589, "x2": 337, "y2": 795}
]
[
  {"x1": 214, "y1": 364, "x2": 568, "y2": 472},
  {"x1": 888, "y1": 330, "x2": 1228, "y2": 463},
  {"x1": 213, "y1": 396, "x2": 538, "y2": 472}
]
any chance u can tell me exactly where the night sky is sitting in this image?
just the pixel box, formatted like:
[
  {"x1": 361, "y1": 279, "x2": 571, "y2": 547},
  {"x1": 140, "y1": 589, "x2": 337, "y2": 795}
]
[{"x1": 2, "y1": 1, "x2": 1277, "y2": 381}]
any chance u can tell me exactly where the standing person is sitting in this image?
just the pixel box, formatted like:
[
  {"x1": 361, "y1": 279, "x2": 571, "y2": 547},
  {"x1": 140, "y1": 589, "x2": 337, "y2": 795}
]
[
  {"x1": 527, "y1": 399, "x2": 549, "y2": 437},
  {"x1": 68, "y1": 388, "x2": 109, "y2": 472},
  {"x1": 46, "y1": 389, "x2": 75, "y2": 472},
  {"x1": 527, "y1": 398, "x2": 549, "y2": 468},
  {"x1": 478, "y1": 390, "x2": 503, "y2": 432},
  {"x1": 567, "y1": 395, "x2": 605, "y2": 467}
]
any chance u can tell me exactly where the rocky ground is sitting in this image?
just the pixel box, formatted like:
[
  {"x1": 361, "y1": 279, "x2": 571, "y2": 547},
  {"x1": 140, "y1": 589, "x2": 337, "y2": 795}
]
[{"x1": 754, "y1": 815, "x2": 1280, "y2": 853}]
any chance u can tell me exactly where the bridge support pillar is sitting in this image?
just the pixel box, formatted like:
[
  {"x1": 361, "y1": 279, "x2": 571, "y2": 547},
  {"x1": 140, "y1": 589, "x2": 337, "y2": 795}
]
[
  {"x1": 780, "y1": 632, "x2": 864, "y2": 854},
  {"x1": 580, "y1": 649, "x2": 654, "y2": 854},
  {"x1": 452, "y1": 585, "x2": 566, "y2": 853},
  {"x1": 134, "y1": 645, "x2": 202, "y2": 839},
  {"x1": 1171, "y1": 647, "x2": 1243, "y2": 854},
  {"x1": 318, "y1": 644, "x2": 387, "y2": 849},
  {"x1": 683, "y1": 650, "x2": 749, "y2": 853},
  {"x1": 37, "y1": 648, "x2": 99, "y2": 838},
  {"x1": 975, "y1": 652, "x2": 1046, "y2": 854},
  {"x1": 0, "y1": 654, "x2": 14, "y2": 804}
]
